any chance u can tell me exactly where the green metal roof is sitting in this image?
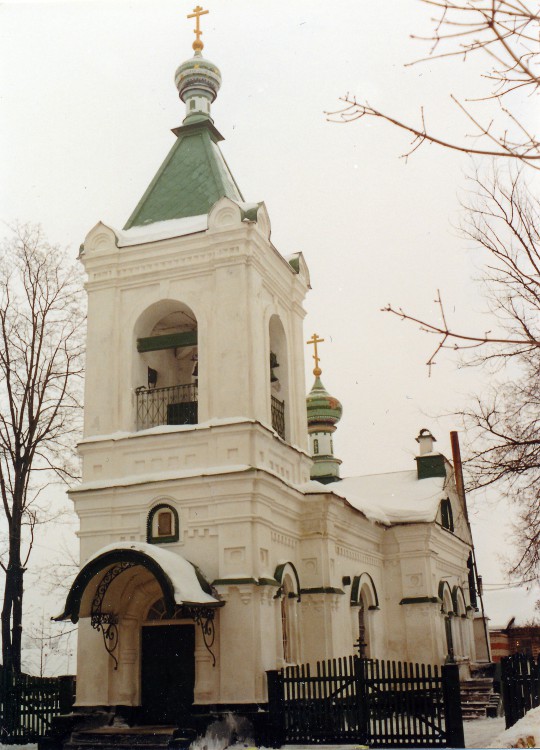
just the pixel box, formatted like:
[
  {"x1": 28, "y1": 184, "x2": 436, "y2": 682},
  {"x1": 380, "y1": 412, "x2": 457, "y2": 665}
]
[{"x1": 124, "y1": 120, "x2": 244, "y2": 229}]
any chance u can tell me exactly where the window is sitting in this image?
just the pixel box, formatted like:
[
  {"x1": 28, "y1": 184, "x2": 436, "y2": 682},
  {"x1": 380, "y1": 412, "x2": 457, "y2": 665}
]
[
  {"x1": 280, "y1": 574, "x2": 299, "y2": 664},
  {"x1": 441, "y1": 499, "x2": 454, "y2": 531},
  {"x1": 147, "y1": 503, "x2": 179, "y2": 544},
  {"x1": 313, "y1": 438, "x2": 319, "y2": 455},
  {"x1": 157, "y1": 510, "x2": 172, "y2": 537}
]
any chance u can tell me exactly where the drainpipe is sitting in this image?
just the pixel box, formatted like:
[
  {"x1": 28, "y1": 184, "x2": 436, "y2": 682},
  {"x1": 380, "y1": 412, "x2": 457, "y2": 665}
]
[{"x1": 450, "y1": 431, "x2": 491, "y2": 663}]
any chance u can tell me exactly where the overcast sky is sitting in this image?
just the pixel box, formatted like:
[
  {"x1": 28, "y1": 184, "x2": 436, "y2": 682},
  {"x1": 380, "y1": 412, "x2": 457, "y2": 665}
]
[{"x1": 1, "y1": 0, "x2": 537, "y2": 635}]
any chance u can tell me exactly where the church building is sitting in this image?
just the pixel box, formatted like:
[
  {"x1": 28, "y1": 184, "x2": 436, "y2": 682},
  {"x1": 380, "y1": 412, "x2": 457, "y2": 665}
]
[{"x1": 57, "y1": 7, "x2": 489, "y2": 732}]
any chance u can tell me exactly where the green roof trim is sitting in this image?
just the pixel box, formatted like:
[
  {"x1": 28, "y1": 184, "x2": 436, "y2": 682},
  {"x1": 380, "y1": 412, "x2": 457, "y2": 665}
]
[{"x1": 124, "y1": 120, "x2": 244, "y2": 229}]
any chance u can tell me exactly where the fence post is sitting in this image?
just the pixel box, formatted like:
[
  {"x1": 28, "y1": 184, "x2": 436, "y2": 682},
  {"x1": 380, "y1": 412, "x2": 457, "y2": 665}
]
[
  {"x1": 59, "y1": 675, "x2": 76, "y2": 714},
  {"x1": 442, "y1": 663, "x2": 465, "y2": 749},
  {"x1": 266, "y1": 670, "x2": 285, "y2": 748},
  {"x1": 354, "y1": 657, "x2": 369, "y2": 745}
]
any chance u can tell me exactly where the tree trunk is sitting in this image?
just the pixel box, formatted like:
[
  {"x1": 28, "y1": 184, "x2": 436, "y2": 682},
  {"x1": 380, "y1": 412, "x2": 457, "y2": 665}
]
[
  {"x1": 2, "y1": 501, "x2": 24, "y2": 674},
  {"x1": 1, "y1": 570, "x2": 14, "y2": 672},
  {"x1": 11, "y1": 565, "x2": 24, "y2": 674}
]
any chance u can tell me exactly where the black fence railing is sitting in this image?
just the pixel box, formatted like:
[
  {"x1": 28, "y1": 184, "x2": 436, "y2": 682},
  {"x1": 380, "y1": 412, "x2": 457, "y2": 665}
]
[
  {"x1": 266, "y1": 656, "x2": 464, "y2": 748},
  {"x1": 0, "y1": 666, "x2": 75, "y2": 744},
  {"x1": 501, "y1": 652, "x2": 540, "y2": 729},
  {"x1": 136, "y1": 384, "x2": 198, "y2": 430},
  {"x1": 271, "y1": 396, "x2": 285, "y2": 439}
]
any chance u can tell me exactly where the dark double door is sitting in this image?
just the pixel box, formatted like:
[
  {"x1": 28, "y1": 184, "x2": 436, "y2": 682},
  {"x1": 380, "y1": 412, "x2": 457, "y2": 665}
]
[{"x1": 141, "y1": 625, "x2": 195, "y2": 725}]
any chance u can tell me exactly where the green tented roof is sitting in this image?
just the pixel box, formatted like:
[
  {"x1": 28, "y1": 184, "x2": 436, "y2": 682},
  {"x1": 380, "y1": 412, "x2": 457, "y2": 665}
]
[{"x1": 124, "y1": 120, "x2": 244, "y2": 229}]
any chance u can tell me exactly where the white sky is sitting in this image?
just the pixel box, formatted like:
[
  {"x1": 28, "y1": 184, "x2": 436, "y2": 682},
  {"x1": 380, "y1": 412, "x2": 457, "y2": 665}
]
[{"x1": 1, "y1": 0, "x2": 537, "y2": 637}]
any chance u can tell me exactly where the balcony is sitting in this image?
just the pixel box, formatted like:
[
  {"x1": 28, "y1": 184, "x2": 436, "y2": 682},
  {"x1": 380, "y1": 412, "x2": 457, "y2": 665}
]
[
  {"x1": 136, "y1": 384, "x2": 198, "y2": 431},
  {"x1": 271, "y1": 396, "x2": 285, "y2": 439}
]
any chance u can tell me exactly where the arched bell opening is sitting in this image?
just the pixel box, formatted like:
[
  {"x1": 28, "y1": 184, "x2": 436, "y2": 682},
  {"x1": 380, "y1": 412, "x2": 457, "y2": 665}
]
[
  {"x1": 133, "y1": 300, "x2": 199, "y2": 430},
  {"x1": 269, "y1": 314, "x2": 290, "y2": 441}
]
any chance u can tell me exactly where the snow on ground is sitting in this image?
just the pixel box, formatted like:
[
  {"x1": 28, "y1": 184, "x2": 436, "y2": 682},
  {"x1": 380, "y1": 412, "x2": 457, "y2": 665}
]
[
  {"x1": 0, "y1": 717, "x2": 510, "y2": 750},
  {"x1": 488, "y1": 706, "x2": 540, "y2": 748},
  {"x1": 464, "y1": 717, "x2": 506, "y2": 748}
]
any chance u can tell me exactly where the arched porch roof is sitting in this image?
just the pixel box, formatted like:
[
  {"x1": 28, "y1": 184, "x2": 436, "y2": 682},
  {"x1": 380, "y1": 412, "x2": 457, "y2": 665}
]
[{"x1": 55, "y1": 541, "x2": 221, "y2": 624}]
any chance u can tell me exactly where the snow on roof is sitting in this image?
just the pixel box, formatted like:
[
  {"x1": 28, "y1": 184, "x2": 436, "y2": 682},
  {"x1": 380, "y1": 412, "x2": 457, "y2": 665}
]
[
  {"x1": 116, "y1": 214, "x2": 208, "y2": 247},
  {"x1": 302, "y1": 470, "x2": 448, "y2": 525},
  {"x1": 71, "y1": 464, "x2": 252, "y2": 493},
  {"x1": 78, "y1": 416, "x2": 260, "y2": 445},
  {"x1": 85, "y1": 541, "x2": 218, "y2": 606}
]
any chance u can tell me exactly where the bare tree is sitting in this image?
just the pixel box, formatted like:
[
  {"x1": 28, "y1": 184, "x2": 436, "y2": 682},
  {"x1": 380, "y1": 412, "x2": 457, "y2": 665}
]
[
  {"x1": 384, "y1": 169, "x2": 540, "y2": 367},
  {"x1": 330, "y1": 0, "x2": 539, "y2": 165},
  {"x1": 0, "y1": 224, "x2": 84, "y2": 673},
  {"x1": 328, "y1": 1, "x2": 540, "y2": 577}
]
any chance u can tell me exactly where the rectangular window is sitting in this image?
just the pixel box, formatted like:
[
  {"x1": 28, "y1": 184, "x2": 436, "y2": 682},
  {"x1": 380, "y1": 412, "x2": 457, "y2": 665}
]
[{"x1": 158, "y1": 511, "x2": 172, "y2": 537}]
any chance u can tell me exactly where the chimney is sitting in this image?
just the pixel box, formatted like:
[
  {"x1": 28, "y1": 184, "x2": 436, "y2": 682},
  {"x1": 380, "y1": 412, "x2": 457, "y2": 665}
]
[{"x1": 415, "y1": 428, "x2": 446, "y2": 480}]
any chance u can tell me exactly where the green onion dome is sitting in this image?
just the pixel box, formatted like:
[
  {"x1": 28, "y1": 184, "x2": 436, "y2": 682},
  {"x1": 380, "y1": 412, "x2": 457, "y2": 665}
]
[{"x1": 306, "y1": 377, "x2": 343, "y2": 433}]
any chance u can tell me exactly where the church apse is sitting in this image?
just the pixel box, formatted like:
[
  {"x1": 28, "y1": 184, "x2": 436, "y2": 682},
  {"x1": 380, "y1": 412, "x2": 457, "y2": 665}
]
[{"x1": 134, "y1": 300, "x2": 198, "y2": 430}]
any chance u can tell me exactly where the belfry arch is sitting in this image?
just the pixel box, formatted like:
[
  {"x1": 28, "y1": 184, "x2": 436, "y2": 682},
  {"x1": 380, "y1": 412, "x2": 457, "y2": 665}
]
[
  {"x1": 268, "y1": 314, "x2": 290, "y2": 441},
  {"x1": 133, "y1": 300, "x2": 199, "y2": 430}
]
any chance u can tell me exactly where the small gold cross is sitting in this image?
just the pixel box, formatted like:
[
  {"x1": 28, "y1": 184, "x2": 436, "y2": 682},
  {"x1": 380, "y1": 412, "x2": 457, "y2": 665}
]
[
  {"x1": 307, "y1": 333, "x2": 325, "y2": 376},
  {"x1": 187, "y1": 5, "x2": 209, "y2": 52}
]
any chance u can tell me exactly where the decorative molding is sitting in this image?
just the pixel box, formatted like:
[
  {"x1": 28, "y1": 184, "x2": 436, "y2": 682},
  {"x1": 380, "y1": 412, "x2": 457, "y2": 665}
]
[
  {"x1": 271, "y1": 530, "x2": 297, "y2": 549},
  {"x1": 300, "y1": 587, "x2": 345, "y2": 596},
  {"x1": 335, "y1": 545, "x2": 381, "y2": 566},
  {"x1": 399, "y1": 597, "x2": 439, "y2": 605}
]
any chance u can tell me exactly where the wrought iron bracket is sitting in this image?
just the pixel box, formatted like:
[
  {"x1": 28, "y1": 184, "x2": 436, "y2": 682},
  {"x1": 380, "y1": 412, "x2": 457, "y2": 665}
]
[
  {"x1": 91, "y1": 562, "x2": 136, "y2": 670},
  {"x1": 186, "y1": 606, "x2": 218, "y2": 667}
]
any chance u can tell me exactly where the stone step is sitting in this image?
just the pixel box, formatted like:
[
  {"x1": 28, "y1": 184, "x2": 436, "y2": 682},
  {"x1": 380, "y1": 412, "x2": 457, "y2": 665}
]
[
  {"x1": 65, "y1": 726, "x2": 190, "y2": 750},
  {"x1": 460, "y1": 676, "x2": 495, "y2": 722}
]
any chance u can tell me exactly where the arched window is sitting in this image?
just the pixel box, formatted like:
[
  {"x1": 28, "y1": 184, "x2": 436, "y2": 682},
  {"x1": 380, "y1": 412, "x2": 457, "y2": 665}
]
[
  {"x1": 147, "y1": 503, "x2": 179, "y2": 544},
  {"x1": 281, "y1": 574, "x2": 298, "y2": 663},
  {"x1": 350, "y1": 573, "x2": 379, "y2": 658},
  {"x1": 439, "y1": 581, "x2": 455, "y2": 662},
  {"x1": 358, "y1": 594, "x2": 368, "y2": 658},
  {"x1": 274, "y1": 563, "x2": 300, "y2": 664},
  {"x1": 440, "y1": 499, "x2": 454, "y2": 531},
  {"x1": 452, "y1": 586, "x2": 471, "y2": 660}
]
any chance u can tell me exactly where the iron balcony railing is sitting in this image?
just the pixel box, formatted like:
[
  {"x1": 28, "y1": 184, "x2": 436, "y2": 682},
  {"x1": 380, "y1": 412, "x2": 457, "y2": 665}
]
[
  {"x1": 136, "y1": 384, "x2": 198, "y2": 430},
  {"x1": 271, "y1": 395, "x2": 285, "y2": 439}
]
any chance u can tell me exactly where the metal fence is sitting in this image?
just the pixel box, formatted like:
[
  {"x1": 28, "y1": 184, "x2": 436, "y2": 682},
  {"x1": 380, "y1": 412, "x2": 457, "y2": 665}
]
[
  {"x1": 266, "y1": 656, "x2": 464, "y2": 748},
  {"x1": 0, "y1": 666, "x2": 75, "y2": 744},
  {"x1": 271, "y1": 396, "x2": 285, "y2": 439},
  {"x1": 136, "y1": 384, "x2": 198, "y2": 430},
  {"x1": 501, "y1": 652, "x2": 540, "y2": 729}
]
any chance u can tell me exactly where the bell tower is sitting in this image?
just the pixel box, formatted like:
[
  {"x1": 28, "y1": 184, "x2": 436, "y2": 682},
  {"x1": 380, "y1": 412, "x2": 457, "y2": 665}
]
[
  {"x1": 70, "y1": 7, "x2": 312, "y2": 710},
  {"x1": 80, "y1": 18, "x2": 311, "y2": 470}
]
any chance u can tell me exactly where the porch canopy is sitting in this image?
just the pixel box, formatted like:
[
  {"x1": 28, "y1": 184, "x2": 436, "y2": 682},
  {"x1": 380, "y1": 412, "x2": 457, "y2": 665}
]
[{"x1": 55, "y1": 541, "x2": 222, "y2": 623}]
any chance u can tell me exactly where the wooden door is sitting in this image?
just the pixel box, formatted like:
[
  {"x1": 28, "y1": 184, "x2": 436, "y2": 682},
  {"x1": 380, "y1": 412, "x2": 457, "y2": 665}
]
[{"x1": 140, "y1": 624, "x2": 195, "y2": 725}]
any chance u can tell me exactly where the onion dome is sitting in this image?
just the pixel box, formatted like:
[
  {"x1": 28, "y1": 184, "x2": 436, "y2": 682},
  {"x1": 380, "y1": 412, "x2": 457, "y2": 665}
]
[
  {"x1": 306, "y1": 377, "x2": 343, "y2": 433},
  {"x1": 175, "y1": 7, "x2": 221, "y2": 125},
  {"x1": 305, "y1": 333, "x2": 343, "y2": 483},
  {"x1": 175, "y1": 52, "x2": 222, "y2": 124}
]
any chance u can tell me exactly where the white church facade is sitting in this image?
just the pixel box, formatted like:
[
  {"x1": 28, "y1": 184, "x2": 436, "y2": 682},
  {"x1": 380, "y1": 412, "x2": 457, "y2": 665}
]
[{"x1": 57, "y1": 9, "x2": 489, "y2": 728}]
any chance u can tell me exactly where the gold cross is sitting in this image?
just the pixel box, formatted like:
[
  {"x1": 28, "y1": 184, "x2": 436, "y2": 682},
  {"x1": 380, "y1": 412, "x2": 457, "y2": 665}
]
[
  {"x1": 187, "y1": 5, "x2": 209, "y2": 52},
  {"x1": 307, "y1": 333, "x2": 325, "y2": 376}
]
